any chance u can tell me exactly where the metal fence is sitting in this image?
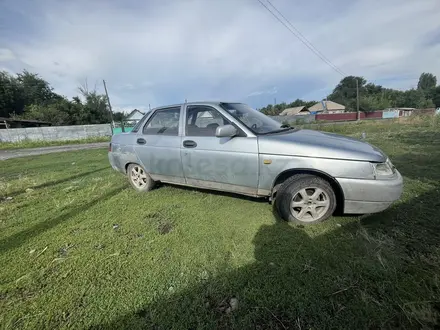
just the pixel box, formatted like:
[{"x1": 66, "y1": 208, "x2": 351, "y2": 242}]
[
  {"x1": 272, "y1": 109, "x2": 435, "y2": 124},
  {"x1": 270, "y1": 114, "x2": 316, "y2": 124}
]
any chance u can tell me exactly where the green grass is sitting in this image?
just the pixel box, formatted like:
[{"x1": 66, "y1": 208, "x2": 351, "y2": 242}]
[
  {"x1": 1, "y1": 119, "x2": 440, "y2": 329},
  {"x1": 0, "y1": 136, "x2": 110, "y2": 150}
]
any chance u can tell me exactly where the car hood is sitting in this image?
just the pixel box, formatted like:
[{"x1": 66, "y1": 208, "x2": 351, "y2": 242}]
[{"x1": 258, "y1": 129, "x2": 386, "y2": 162}]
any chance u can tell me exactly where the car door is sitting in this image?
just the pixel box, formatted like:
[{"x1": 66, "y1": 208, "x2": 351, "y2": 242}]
[
  {"x1": 134, "y1": 106, "x2": 185, "y2": 184},
  {"x1": 181, "y1": 104, "x2": 259, "y2": 195}
]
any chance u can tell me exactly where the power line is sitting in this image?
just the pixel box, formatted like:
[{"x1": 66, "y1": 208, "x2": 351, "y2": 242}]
[
  {"x1": 256, "y1": 0, "x2": 346, "y2": 77},
  {"x1": 264, "y1": 0, "x2": 346, "y2": 76}
]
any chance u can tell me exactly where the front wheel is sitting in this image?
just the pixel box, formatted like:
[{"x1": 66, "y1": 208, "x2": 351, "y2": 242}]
[
  {"x1": 127, "y1": 163, "x2": 155, "y2": 192},
  {"x1": 276, "y1": 174, "x2": 336, "y2": 224}
]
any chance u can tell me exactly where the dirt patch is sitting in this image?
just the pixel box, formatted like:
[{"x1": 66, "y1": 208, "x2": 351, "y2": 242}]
[
  {"x1": 157, "y1": 221, "x2": 173, "y2": 235},
  {"x1": 144, "y1": 208, "x2": 177, "y2": 235}
]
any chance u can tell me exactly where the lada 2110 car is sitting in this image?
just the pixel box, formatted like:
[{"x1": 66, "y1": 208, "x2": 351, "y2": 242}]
[{"x1": 109, "y1": 102, "x2": 403, "y2": 224}]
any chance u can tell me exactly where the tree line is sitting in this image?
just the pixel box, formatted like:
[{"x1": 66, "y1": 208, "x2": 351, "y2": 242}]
[
  {"x1": 0, "y1": 70, "x2": 126, "y2": 125},
  {"x1": 260, "y1": 73, "x2": 440, "y2": 115},
  {"x1": 1, "y1": 70, "x2": 439, "y2": 124}
]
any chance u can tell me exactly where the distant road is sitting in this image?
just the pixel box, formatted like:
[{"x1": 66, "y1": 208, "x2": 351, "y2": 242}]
[{"x1": 0, "y1": 142, "x2": 108, "y2": 161}]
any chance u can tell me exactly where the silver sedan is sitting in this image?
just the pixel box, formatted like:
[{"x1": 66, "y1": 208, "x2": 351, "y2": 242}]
[{"x1": 109, "y1": 102, "x2": 403, "y2": 224}]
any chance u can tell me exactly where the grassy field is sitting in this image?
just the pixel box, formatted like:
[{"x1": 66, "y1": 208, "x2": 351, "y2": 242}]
[
  {"x1": 1, "y1": 117, "x2": 439, "y2": 329},
  {"x1": 0, "y1": 136, "x2": 110, "y2": 150}
]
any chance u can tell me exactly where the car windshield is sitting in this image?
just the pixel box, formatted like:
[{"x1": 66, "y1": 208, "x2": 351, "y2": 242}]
[{"x1": 220, "y1": 103, "x2": 284, "y2": 134}]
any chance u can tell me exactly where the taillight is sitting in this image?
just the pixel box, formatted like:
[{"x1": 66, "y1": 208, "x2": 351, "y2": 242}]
[{"x1": 108, "y1": 143, "x2": 112, "y2": 152}]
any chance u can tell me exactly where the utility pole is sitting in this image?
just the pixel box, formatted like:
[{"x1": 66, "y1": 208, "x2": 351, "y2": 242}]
[
  {"x1": 274, "y1": 98, "x2": 276, "y2": 106},
  {"x1": 102, "y1": 79, "x2": 115, "y2": 134},
  {"x1": 356, "y1": 78, "x2": 360, "y2": 121}
]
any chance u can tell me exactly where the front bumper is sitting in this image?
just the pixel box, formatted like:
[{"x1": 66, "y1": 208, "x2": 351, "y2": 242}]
[{"x1": 337, "y1": 170, "x2": 403, "y2": 214}]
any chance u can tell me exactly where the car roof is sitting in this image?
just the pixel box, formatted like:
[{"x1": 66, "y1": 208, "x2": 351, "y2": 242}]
[{"x1": 152, "y1": 101, "x2": 241, "y2": 111}]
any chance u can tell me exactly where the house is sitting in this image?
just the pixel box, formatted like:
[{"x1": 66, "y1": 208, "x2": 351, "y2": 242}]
[
  {"x1": 308, "y1": 101, "x2": 345, "y2": 114},
  {"x1": 397, "y1": 108, "x2": 415, "y2": 117},
  {"x1": 126, "y1": 109, "x2": 146, "y2": 122},
  {"x1": 279, "y1": 106, "x2": 310, "y2": 116}
]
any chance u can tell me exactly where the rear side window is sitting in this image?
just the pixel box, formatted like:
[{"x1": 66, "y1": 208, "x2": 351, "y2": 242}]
[{"x1": 142, "y1": 107, "x2": 180, "y2": 136}]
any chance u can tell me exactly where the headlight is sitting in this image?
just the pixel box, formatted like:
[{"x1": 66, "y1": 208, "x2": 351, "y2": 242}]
[{"x1": 372, "y1": 159, "x2": 395, "y2": 178}]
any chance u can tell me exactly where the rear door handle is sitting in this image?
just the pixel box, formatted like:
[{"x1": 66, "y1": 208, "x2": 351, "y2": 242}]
[
  {"x1": 183, "y1": 140, "x2": 197, "y2": 148},
  {"x1": 137, "y1": 138, "x2": 146, "y2": 145}
]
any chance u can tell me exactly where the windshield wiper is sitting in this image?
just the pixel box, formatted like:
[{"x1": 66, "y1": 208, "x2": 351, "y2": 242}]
[{"x1": 260, "y1": 126, "x2": 294, "y2": 135}]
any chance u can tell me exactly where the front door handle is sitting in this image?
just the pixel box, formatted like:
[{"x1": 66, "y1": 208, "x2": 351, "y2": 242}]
[
  {"x1": 137, "y1": 138, "x2": 146, "y2": 145},
  {"x1": 183, "y1": 140, "x2": 197, "y2": 148}
]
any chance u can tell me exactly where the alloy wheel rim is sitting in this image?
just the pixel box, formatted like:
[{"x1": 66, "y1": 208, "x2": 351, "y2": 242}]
[
  {"x1": 130, "y1": 166, "x2": 148, "y2": 188},
  {"x1": 290, "y1": 187, "x2": 330, "y2": 222}
]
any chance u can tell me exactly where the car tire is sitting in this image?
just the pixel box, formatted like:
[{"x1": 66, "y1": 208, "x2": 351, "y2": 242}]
[
  {"x1": 276, "y1": 174, "x2": 336, "y2": 224},
  {"x1": 127, "y1": 163, "x2": 155, "y2": 192}
]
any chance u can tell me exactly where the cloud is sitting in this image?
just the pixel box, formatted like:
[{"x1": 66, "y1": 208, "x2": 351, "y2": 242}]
[
  {"x1": 0, "y1": 0, "x2": 439, "y2": 109},
  {"x1": 0, "y1": 48, "x2": 15, "y2": 61},
  {"x1": 247, "y1": 86, "x2": 278, "y2": 97},
  {"x1": 0, "y1": 66, "x2": 14, "y2": 74}
]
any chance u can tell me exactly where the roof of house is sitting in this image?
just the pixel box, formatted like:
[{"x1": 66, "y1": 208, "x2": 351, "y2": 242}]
[
  {"x1": 126, "y1": 109, "x2": 146, "y2": 120},
  {"x1": 279, "y1": 106, "x2": 309, "y2": 116},
  {"x1": 308, "y1": 101, "x2": 345, "y2": 112}
]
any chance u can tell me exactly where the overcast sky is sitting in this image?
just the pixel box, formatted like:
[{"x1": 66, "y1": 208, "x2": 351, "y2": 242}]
[{"x1": 1, "y1": 0, "x2": 439, "y2": 112}]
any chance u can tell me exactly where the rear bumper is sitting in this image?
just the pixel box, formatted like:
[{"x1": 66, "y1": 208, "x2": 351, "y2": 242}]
[
  {"x1": 337, "y1": 170, "x2": 403, "y2": 214},
  {"x1": 108, "y1": 152, "x2": 125, "y2": 174}
]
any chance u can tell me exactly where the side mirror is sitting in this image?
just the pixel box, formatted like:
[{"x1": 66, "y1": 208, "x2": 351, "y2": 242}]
[{"x1": 215, "y1": 124, "x2": 237, "y2": 138}]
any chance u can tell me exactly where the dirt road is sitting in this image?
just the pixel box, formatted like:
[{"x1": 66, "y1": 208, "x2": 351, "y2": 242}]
[{"x1": 0, "y1": 142, "x2": 108, "y2": 161}]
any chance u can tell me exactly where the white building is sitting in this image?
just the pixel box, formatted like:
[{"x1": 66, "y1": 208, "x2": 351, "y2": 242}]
[{"x1": 126, "y1": 109, "x2": 145, "y2": 122}]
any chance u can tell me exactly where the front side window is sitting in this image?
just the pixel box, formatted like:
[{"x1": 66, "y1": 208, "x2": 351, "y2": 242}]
[
  {"x1": 143, "y1": 107, "x2": 180, "y2": 136},
  {"x1": 131, "y1": 111, "x2": 151, "y2": 133},
  {"x1": 186, "y1": 106, "x2": 230, "y2": 136}
]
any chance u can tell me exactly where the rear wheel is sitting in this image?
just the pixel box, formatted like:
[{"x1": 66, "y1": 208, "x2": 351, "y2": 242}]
[
  {"x1": 127, "y1": 163, "x2": 155, "y2": 192},
  {"x1": 276, "y1": 174, "x2": 336, "y2": 224}
]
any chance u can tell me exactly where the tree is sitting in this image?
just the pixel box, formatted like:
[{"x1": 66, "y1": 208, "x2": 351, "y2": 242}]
[
  {"x1": 417, "y1": 72, "x2": 437, "y2": 91},
  {"x1": 260, "y1": 104, "x2": 274, "y2": 115},
  {"x1": 287, "y1": 99, "x2": 304, "y2": 108},
  {"x1": 260, "y1": 99, "x2": 318, "y2": 115},
  {"x1": 327, "y1": 76, "x2": 367, "y2": 106},
  {"x1": 16, "y1": 70, "x2": 57, "y2": 106},
  {"x1": 23, "y1": 102, "x2": 70, "y2": 126},
  {"x1": 433, "y1": 86, "x2": 440, "y2": 108},
  {"x1": 0, "y1": 71, "x2": 24, "y2": 117},
  {"x1": 77, "y1": 86, "x2": 110, "y2": 124},
  {"x1": 305, "y1": 100, "x2": 317, "y2": 108},
  {"x1": 113, "y1": 111, "x2": 126, "y2": 122},
  {"x1": 358, "y1": 95, "x2": 391, "y2": 112},
  {"x1": 400, "y1": 89, "x2": 434, "y2": 108}
]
